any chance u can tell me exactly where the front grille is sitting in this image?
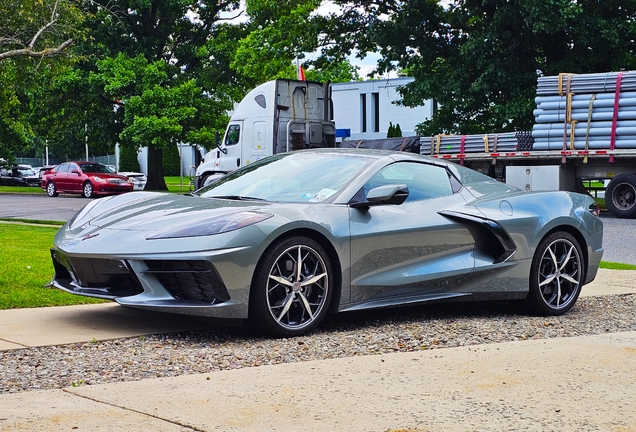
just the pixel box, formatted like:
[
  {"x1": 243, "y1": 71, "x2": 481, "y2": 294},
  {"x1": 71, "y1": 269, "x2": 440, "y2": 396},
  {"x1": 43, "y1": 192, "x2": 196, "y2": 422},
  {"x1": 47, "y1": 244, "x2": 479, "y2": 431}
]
[
  {"x1": 144, "y1": 260, "x2": 230, "y2": 304},
  {"x1": 50, "y1": 250, "x2": 144, "y2": 297}
]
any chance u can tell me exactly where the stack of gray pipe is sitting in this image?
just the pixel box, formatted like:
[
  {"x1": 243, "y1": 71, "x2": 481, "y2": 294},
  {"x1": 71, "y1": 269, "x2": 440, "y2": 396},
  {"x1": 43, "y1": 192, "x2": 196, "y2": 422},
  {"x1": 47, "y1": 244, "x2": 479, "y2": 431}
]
[
  {"x1": 533, "y1": 71, "x2": 636, "y2": 150},
  {"x1": 420, "y1": 132, "x2": 531, "y2": 155}
]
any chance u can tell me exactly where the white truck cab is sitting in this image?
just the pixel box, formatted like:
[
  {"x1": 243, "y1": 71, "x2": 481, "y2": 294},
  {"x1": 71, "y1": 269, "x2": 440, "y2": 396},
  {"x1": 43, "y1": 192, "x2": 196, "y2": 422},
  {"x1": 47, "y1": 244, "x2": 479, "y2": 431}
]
[{"x1": 194, "y1": 79, "x2": 336, "y2": 188}]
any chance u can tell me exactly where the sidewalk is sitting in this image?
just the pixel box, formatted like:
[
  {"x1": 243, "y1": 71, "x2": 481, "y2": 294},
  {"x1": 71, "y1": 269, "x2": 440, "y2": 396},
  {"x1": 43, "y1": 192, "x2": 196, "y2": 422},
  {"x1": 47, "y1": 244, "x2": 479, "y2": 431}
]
[{"x1": 1, "y1": 269, "x2": 635, "y2": 431}]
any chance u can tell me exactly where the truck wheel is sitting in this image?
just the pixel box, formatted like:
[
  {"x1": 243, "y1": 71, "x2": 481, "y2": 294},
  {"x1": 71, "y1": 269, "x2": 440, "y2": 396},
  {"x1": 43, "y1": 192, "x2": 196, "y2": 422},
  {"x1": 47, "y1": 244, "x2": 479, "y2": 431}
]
[{"x1": 606, "y1": 174, "x2": 636, "y2": 218}]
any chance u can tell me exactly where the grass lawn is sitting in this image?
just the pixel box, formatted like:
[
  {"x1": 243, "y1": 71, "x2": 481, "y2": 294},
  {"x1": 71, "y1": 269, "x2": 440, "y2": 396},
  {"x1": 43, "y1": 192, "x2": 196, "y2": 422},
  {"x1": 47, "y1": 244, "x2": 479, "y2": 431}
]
[
  {"x1": 164, "y1": 175, "x2": 195, "y2": 193},
  {"x1": 0, "y1": 185, "x2": 44, "y2": 194},
  {"x1": 0, "y1": 223, "x2": 104, "y2": 309}
]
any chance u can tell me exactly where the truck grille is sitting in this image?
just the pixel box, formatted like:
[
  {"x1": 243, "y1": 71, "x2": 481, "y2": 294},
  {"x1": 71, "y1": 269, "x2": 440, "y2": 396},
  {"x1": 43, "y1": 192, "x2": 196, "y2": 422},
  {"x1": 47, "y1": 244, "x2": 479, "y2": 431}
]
[{"x1": 144, "y1": 260, "x2": 230, "y2": 304}]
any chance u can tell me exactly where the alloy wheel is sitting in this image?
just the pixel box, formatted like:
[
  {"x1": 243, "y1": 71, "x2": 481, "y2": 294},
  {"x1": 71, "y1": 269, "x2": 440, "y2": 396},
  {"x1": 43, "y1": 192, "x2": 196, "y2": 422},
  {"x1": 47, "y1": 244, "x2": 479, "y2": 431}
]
[
  {"x1": 266, "y1": 244, "x2": 329, "y2": 332},
  {"x1": 537, "y1": 238, "x2": 582, "y2": 310}
]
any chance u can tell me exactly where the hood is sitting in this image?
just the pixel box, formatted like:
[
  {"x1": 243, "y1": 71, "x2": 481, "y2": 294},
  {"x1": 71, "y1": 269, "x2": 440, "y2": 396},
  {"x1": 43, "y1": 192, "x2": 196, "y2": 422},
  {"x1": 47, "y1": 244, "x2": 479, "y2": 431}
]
[
  {"x1": 86, "y1": 172, "x2": 129, "y2": 181},
  {"x1": 66, "y1": 192, "x2": 269, "y2": 235}
]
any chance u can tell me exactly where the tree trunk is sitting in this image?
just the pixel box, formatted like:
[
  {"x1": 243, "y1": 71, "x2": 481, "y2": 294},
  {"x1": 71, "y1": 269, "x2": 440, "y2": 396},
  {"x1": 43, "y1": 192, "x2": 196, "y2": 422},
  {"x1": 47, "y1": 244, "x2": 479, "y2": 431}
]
[{"x1": 145, "y1": 144, "x2": 168, "y2": 191}]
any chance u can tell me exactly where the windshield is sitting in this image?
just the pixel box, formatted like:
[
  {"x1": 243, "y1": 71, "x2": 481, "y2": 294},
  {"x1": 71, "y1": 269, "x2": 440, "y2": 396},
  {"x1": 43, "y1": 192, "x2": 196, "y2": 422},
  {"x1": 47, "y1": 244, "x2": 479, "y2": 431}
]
[
  {"x1": 81, "y1": 163, "x2": 114, "y2": 174},
  {"x1": 17, "y1": 169, "x2": 36, "y2": 176},
  {"x1": 198, "y1": 151, "x2": 372, "y2": 203}
]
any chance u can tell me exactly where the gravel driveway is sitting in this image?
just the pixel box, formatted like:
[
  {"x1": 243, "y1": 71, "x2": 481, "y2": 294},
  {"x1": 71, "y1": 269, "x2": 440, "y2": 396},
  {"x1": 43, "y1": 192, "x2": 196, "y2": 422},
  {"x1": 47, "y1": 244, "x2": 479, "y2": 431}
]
[{"x1": 2, "y1": 294, "x2": 635, "y2": 394}]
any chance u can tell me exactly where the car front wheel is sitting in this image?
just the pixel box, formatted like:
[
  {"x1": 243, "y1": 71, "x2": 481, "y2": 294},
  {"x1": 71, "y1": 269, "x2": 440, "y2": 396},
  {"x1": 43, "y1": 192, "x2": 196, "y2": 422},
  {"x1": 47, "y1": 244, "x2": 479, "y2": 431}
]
[
  {"x1": 82, "y1": 182, "x2": 94, "y2": 198},
  {"x1": 46, "y1": 182, "x2": 58, "y2": 197},
  {"x1": 250, "y1": 236, "x2": 333, "y2": 337},
  {"x1": 526, "y1": 231, "x2": 584, "y2": 315}
]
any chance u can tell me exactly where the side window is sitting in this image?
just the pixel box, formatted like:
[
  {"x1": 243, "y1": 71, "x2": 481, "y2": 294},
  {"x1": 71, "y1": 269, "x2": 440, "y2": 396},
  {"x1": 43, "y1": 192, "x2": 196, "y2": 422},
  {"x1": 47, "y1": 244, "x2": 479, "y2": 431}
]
[
  {"x1": 364, "y1": 162, "x2": 454, "y2": 203},
  {"x1": 225, "y1": 124, "x2": 241, "y2": 146},
  {"x1": 56, "y1": 164, "x2": 69, "y2": 173},
  {"x1": 69, "y1": 163, "x2": 79, "y2": 173}
]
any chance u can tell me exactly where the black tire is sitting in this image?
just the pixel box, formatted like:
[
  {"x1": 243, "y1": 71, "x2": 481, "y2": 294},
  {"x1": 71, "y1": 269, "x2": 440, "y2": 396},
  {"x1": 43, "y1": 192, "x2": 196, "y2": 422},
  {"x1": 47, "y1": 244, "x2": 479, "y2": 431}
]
[
  {"x1": 249, "y1": 236, "x2": 333, "y2": 337},
  {"x1": 82, "y1": 181, "x2": 94, "y2": 198},
  {"x1": 526, "y1": 231, "x2": 585, "y2": 316},
  {"x1": 46, "y1": 181, "x2": 59, "y2": 197},
  {"x1": 606, "y1": 174, "x2": 636, "y2": 218}
]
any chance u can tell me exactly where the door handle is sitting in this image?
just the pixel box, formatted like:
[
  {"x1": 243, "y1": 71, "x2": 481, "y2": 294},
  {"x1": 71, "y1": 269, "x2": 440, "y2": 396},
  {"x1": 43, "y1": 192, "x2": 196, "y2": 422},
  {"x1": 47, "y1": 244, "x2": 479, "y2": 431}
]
[{"x1": 236, "y1": 158, "x2": 240, "y2": 167}]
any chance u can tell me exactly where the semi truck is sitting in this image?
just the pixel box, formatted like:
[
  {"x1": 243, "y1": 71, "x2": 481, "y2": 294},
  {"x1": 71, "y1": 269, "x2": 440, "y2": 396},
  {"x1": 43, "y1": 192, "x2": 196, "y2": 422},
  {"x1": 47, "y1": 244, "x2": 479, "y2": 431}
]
[
  {"x1": 194, "y1": 73, "x2": 636, "y2": 219},
  {"x1": 193, "y1": 79, "x2": 336, "y2": 188}
]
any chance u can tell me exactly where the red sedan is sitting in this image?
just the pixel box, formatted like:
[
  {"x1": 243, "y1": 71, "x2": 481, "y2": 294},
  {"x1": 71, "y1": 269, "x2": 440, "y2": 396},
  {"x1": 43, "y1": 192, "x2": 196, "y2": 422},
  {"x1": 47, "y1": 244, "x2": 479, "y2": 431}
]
[{"x1": 41, "y1": 162, "x2": 134, "y2": 198}]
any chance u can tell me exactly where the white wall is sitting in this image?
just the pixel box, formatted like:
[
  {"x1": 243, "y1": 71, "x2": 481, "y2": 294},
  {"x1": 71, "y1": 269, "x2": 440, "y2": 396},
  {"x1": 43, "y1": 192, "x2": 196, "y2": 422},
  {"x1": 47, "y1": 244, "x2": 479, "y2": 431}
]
[
  {"x1": 331, "y1": 77, "x2": 433, "y2": 140},
  {"x1": 134, "y1": 144, "x2": 199, "y2": 177}
]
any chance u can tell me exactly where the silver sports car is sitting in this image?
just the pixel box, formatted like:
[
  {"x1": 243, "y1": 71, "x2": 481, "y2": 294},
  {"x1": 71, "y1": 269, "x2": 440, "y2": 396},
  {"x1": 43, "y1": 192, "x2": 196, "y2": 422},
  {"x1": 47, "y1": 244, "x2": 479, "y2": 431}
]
[{"x1": 49, "y1": 149, "x2": 604, "y2": 337}]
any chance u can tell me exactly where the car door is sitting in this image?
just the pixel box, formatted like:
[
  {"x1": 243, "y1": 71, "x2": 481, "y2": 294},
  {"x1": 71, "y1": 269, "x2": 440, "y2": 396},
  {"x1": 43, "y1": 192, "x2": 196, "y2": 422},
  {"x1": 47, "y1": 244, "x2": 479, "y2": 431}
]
[
  {"x1": 50, "y1": 163, "x2": 70, "y2": 191},
  {"x1": 66, "y1": 163, "x2": 83, "y2": 192},
  {"x1": 348, "y1": 161, "x2": 475, "y2": 304}
]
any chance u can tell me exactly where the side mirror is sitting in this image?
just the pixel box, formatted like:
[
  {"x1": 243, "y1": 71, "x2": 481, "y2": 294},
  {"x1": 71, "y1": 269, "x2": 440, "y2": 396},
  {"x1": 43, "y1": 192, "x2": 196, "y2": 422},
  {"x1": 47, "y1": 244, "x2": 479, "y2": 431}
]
[
  {"x1": 351, "y1": 184, "x2": 409, "y2": 209},
  {"x1": 72, "y1": 170, "x2": 80, "y2": 175}
]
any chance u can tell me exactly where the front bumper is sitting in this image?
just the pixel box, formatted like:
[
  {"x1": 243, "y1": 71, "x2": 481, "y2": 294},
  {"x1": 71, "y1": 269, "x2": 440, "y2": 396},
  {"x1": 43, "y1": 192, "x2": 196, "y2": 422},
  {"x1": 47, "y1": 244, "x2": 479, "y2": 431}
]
[{"x1": 49, "y1": 247, "x2": 253, "y2": 319}]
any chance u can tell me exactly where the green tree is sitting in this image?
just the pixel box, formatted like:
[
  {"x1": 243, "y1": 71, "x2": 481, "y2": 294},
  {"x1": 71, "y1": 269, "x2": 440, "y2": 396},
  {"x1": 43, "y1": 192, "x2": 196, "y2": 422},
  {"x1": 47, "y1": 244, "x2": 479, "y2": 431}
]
[
  {"x1": 0, "y1": 0, "x2": 83, "y2": 163},
  {"x1": 236, "y1": 0, "x2": 359, "y2": 83},
  {"x1": 50, "y1": 0, "x2": 251, "y2": 190},
  {"x1": 341, "y1": 0, "x2": 636, "y2": 134},
  {"x1": 266, "y1": 0, "x2": 636, "y2": 134},
  {"x1": 394, "y1": 123, "x2": 402, "y2": 137}
]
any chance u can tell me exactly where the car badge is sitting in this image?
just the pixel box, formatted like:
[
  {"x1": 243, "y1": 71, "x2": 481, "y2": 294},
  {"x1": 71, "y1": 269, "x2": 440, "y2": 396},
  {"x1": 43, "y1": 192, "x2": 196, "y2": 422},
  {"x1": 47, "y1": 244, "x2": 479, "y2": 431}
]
[{"x1": 82, "y1": 233, "x2": 100, "y2": 241}]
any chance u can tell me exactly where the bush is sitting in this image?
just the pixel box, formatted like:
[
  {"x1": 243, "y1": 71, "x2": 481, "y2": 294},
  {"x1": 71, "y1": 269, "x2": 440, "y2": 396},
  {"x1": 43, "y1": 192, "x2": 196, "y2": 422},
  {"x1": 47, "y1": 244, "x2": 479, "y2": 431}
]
[
  {"x1": 119, "y1": 146, "x2": 141, "y2": 172},
  {"x1": 162, "y1": 143, "x2": 181, "y2": 176}
]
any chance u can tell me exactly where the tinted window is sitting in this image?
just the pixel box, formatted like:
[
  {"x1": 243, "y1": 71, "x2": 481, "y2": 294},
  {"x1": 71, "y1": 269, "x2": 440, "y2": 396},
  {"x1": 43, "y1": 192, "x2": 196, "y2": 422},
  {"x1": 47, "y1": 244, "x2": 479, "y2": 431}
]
[
  {"x1": 364, "y1": 162, "x2": 453, "y2": 202},
  {"x1": 225, "y1": 124, "x2": 240, "y2": 146}
]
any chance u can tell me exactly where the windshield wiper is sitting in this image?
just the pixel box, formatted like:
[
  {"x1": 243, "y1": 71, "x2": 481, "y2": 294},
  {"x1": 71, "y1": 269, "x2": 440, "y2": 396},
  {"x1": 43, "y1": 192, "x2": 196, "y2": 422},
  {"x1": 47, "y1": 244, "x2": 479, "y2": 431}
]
[{"x1": 209, "y1": 195, "x2": 266, "y2": 201}]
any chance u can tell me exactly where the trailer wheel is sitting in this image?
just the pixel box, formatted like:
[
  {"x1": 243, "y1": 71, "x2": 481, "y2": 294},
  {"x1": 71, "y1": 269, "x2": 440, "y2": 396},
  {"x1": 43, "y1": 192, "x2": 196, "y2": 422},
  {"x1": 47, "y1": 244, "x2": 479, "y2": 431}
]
[{"x1": 606, "y1": 174, "x2": 636, "y2": 219}]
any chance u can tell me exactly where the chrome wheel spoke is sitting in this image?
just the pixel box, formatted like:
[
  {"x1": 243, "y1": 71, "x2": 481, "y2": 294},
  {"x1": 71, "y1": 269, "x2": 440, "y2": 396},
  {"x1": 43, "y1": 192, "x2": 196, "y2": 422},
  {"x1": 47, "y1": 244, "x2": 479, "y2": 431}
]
[
  {"x1": 561, "y1": 273, "x2": 579, "y2": 284},
  {"x1": 298, "y1": 293, "x2": 315, "y2": 320},
  {"x1": 538, "y1": 273, "x2": 556, "y2": 287},
  {"x1": 547, "y1": 247, "x2": 559, "y2": 268},
  {"x1": 296, "y1": 246, "x2": 303, "y2": 282},
  {"x1": 269, "y1": 274, "x2": 293, "y2": 287},
  {"x1": 301, "y1": 272, "x2": 327, "y2": 287},
  {"x1": 558, "y1": 246, "x2": 574, "y2": 272},
  {"x1": 276, "y1": 294, "x2": 294, "y2": 322}
]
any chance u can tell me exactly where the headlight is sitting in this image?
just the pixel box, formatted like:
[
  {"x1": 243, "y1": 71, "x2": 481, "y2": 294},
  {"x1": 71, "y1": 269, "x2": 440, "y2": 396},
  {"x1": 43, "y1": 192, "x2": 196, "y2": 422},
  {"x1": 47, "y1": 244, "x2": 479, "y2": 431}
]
[
  {"x1": 93, "y1": 176, "x2": 107, "y2": 183},
  {"x1": 147, "y1": 211, "x2": 273, "y2": 239}
]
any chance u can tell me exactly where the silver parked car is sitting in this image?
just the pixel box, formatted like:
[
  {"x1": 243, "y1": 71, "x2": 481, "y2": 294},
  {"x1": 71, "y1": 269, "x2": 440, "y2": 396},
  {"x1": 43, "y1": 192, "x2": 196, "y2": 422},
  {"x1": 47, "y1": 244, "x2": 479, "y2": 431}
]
[{"x1": 48, "y1": 149, "x2": 603, "y2": 337}]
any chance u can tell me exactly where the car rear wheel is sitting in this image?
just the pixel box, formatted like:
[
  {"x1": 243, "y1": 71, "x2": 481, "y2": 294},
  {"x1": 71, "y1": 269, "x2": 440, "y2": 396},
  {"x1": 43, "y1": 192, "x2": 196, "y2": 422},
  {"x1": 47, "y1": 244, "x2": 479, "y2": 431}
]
[
  {"x1": 526, "y1": 231, "x2": 584, "y2": 315},
  {"x1": 82, "y1": 182, "x2": 94, "y2": 198},
  {"x1": 250, "y1": 236, "x2": 333, "y2": 337},
  {"x1": 46, "y1": 182, "x2": 59, "y2": 197}
]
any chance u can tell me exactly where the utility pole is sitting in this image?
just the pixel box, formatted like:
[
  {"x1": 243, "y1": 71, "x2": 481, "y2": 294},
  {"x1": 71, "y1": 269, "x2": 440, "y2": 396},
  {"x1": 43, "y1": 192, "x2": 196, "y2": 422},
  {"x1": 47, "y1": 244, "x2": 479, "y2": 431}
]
[{"x1": 85, "y1": 113, "x2": 89, "y2": 161}]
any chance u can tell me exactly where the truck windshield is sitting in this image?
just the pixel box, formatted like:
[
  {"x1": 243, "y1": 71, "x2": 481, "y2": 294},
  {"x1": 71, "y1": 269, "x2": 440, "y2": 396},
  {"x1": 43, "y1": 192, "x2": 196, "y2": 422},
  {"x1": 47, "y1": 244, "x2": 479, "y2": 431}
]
[{"x1": 198, "y1": 151, "x2": 371, "y2": 203}]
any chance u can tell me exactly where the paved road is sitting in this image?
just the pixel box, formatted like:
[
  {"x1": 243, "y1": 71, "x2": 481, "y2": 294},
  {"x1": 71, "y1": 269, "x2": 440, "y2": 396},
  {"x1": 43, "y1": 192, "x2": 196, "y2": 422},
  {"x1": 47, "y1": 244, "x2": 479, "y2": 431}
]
[
  {"x1": 0, "y1": 193, "x2": 87, "y2": 222},
  {"x1": 2, "y1": 192, "x2": 636, "y2": 264}
]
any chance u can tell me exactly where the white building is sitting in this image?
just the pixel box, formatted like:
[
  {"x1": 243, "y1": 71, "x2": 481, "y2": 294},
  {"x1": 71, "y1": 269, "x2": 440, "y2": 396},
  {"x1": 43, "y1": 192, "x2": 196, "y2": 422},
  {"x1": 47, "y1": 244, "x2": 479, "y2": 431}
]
[{"x1": 331, "y1": 77, "x2": 433, "y2": 141}]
